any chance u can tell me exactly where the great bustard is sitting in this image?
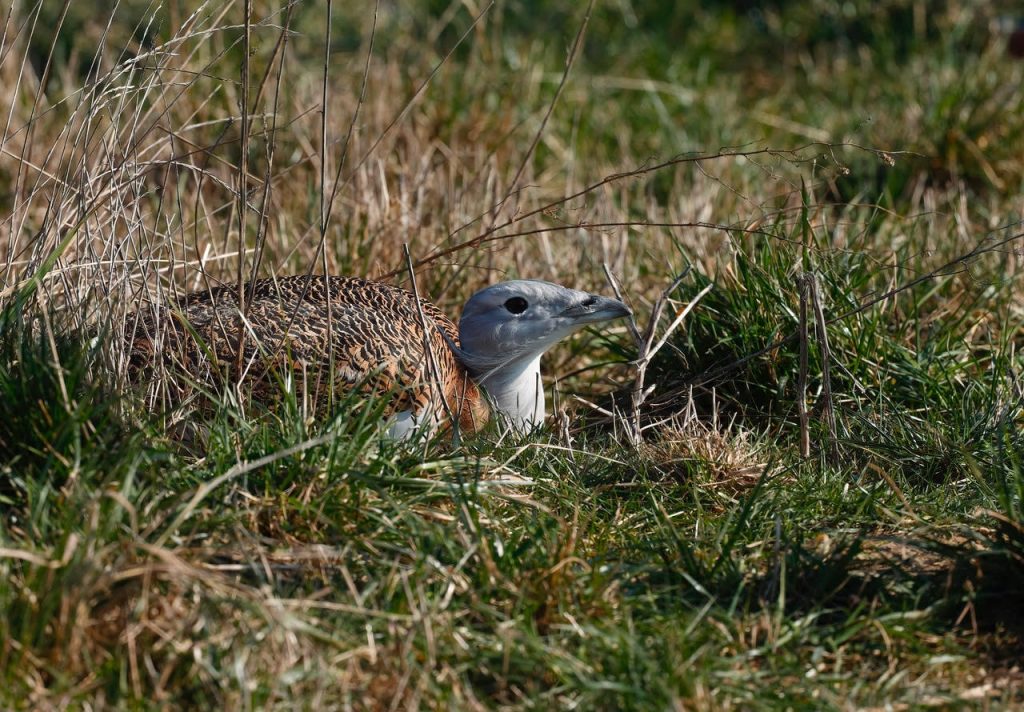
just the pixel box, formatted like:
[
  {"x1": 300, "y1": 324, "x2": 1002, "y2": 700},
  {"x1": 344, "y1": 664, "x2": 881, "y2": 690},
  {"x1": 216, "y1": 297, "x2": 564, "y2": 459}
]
[{"x1": 129, "y1": 275, "x2": 631, "y2": 437}]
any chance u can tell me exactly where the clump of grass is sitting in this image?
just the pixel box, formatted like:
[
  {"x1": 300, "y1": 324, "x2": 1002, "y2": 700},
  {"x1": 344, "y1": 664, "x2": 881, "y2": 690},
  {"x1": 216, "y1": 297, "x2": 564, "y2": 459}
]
[{"x1": 0, "y1": 305, "x2": 143, "y2": 518}]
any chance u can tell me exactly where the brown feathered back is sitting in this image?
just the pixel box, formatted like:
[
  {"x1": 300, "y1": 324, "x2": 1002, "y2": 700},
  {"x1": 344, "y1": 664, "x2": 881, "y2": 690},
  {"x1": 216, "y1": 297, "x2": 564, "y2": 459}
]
[{"x1": 128, "y1": 275, "x2": 489, "y2": 433}]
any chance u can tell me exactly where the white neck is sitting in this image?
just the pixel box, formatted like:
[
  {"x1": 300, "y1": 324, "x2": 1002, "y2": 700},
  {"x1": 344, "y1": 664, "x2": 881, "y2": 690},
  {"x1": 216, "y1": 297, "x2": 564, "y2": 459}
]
[{"x1": 474, "y1": 355, "x2": 545, "y2": 431}]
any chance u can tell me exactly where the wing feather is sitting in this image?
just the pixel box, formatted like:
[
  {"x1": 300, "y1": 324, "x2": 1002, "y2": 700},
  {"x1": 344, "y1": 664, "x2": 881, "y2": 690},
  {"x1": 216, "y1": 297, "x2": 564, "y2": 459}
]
[{"x1": 129, "y1": 276, "x2": 489, "y2": 432}]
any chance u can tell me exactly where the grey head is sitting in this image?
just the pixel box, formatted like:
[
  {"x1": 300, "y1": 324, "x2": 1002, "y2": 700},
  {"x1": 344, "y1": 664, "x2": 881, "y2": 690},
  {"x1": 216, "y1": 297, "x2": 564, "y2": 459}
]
[{"x1": 455, "y1": 279, "x2": 631, "y2": 430}]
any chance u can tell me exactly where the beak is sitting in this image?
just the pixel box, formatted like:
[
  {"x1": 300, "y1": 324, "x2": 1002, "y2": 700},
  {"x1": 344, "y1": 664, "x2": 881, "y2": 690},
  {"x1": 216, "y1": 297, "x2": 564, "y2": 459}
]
[{"x1": 561, "y1": 294, "x2": 632, "y2": 324}]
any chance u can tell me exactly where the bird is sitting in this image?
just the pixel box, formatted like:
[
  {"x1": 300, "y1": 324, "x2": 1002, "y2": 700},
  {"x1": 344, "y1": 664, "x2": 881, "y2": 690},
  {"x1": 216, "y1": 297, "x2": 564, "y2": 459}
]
[{"x1": 128, "y1": 275, "x2": 631, "y2": 438}]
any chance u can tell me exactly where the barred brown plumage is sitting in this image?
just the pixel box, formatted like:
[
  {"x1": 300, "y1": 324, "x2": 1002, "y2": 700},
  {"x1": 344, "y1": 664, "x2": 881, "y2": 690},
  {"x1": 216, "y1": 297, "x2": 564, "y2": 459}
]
[{"x1": 128, "y1": 274, "x2": 631, "y2": 438}]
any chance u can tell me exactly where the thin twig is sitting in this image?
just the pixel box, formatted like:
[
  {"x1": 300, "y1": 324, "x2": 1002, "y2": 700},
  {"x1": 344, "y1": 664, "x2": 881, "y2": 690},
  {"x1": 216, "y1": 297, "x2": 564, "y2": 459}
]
[
  {"x1": 404, "y1": 244, "x2": 456, "y2": 440},
  {"x1": 320, "y1": 1, "x2": 494, "y2": 242},
  {"x1": 233, "y1": 0, "x2": 253, "y2": 381},
  {"x1": 389, "y1": 142, "x2": 906, "y2": 279},
  {"x1": 322, "y1": 0, "x2": 379, "y2": 240},
  {"x1": 317, "y1": 0, "x2": 336, "y2": 409},
  {"x1": 601, "y1": 263, "x2": 642, "y2": 345},
  {"x1": 247, "y1": 2, "x2": 295, "y2": 288},
  {"x1": 797, "y1": 274, "x2": 810, "y2": 459},
  {"x1": 488, "y1": 0, "x2": 593, "y2": 231},
  {"x1": 604, "y1": 265, "x2": 708, "y2": 446},
  {"x1": 7, "y1": 0, "x2": 72, "y2": 284},
  {"x1": 809, "y1": 273, "x2": 838, "y2": 461},
  {"x1": 647, "y1": 282, "x2": 713, "y2": 362}
]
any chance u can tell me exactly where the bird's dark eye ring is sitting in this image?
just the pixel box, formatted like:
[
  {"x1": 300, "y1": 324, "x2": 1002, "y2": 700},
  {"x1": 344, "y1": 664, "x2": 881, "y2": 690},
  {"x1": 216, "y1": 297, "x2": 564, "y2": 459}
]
[{"x1": 504, "y1": 297, "x2": 529, "y2": 314}]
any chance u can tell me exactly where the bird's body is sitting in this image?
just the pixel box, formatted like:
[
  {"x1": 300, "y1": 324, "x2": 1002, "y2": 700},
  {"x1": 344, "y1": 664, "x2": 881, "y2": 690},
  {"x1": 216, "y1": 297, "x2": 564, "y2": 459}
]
[{"x1": 128, "y1": 274, "x2": 629, "y2": 437}]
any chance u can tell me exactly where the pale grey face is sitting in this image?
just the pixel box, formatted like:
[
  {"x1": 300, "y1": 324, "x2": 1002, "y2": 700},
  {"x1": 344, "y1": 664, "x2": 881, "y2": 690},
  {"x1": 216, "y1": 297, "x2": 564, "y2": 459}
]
[{"x1": 457, "y1": 280, "x2": 631, "y2": 370}]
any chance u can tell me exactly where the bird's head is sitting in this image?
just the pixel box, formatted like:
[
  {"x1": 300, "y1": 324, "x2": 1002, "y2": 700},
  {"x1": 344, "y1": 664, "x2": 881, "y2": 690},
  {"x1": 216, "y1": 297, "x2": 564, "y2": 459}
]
[{"x1": 456, "y1": 280, "x2": 631, "y2": 375}]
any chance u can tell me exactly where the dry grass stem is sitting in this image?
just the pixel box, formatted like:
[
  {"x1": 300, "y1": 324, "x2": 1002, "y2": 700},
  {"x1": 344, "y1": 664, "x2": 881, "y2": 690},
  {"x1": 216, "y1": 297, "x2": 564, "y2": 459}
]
[
  {"x1": 605, "y1": 263, "x2": 712, "y2": 445},
  {"x1": 809, "y1": 271, "x2": 839, "y2": 461},
  {"x1": 798, "y1": 273, "x2": 811, "y2": 458}
]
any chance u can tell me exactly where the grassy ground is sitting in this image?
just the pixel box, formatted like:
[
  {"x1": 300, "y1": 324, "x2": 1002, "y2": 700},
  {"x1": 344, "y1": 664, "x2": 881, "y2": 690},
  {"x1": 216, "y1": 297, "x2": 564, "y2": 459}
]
[{"x1": 2, "y1": 0, "x2": 1024, "y2": 708}]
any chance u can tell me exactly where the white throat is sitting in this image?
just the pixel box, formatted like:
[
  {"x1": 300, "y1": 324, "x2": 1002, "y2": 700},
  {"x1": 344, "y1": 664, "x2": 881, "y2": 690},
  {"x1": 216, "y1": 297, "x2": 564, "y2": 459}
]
[{"x1": 474, "y1": 355, "x2": 545, "y2": 431}]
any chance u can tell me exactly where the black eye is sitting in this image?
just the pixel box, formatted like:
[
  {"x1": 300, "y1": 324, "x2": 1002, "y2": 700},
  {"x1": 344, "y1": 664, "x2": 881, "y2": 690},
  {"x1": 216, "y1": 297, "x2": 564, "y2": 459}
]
[{"x1": 504, "y1": 297, "x2": 528, "y2": 314}]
